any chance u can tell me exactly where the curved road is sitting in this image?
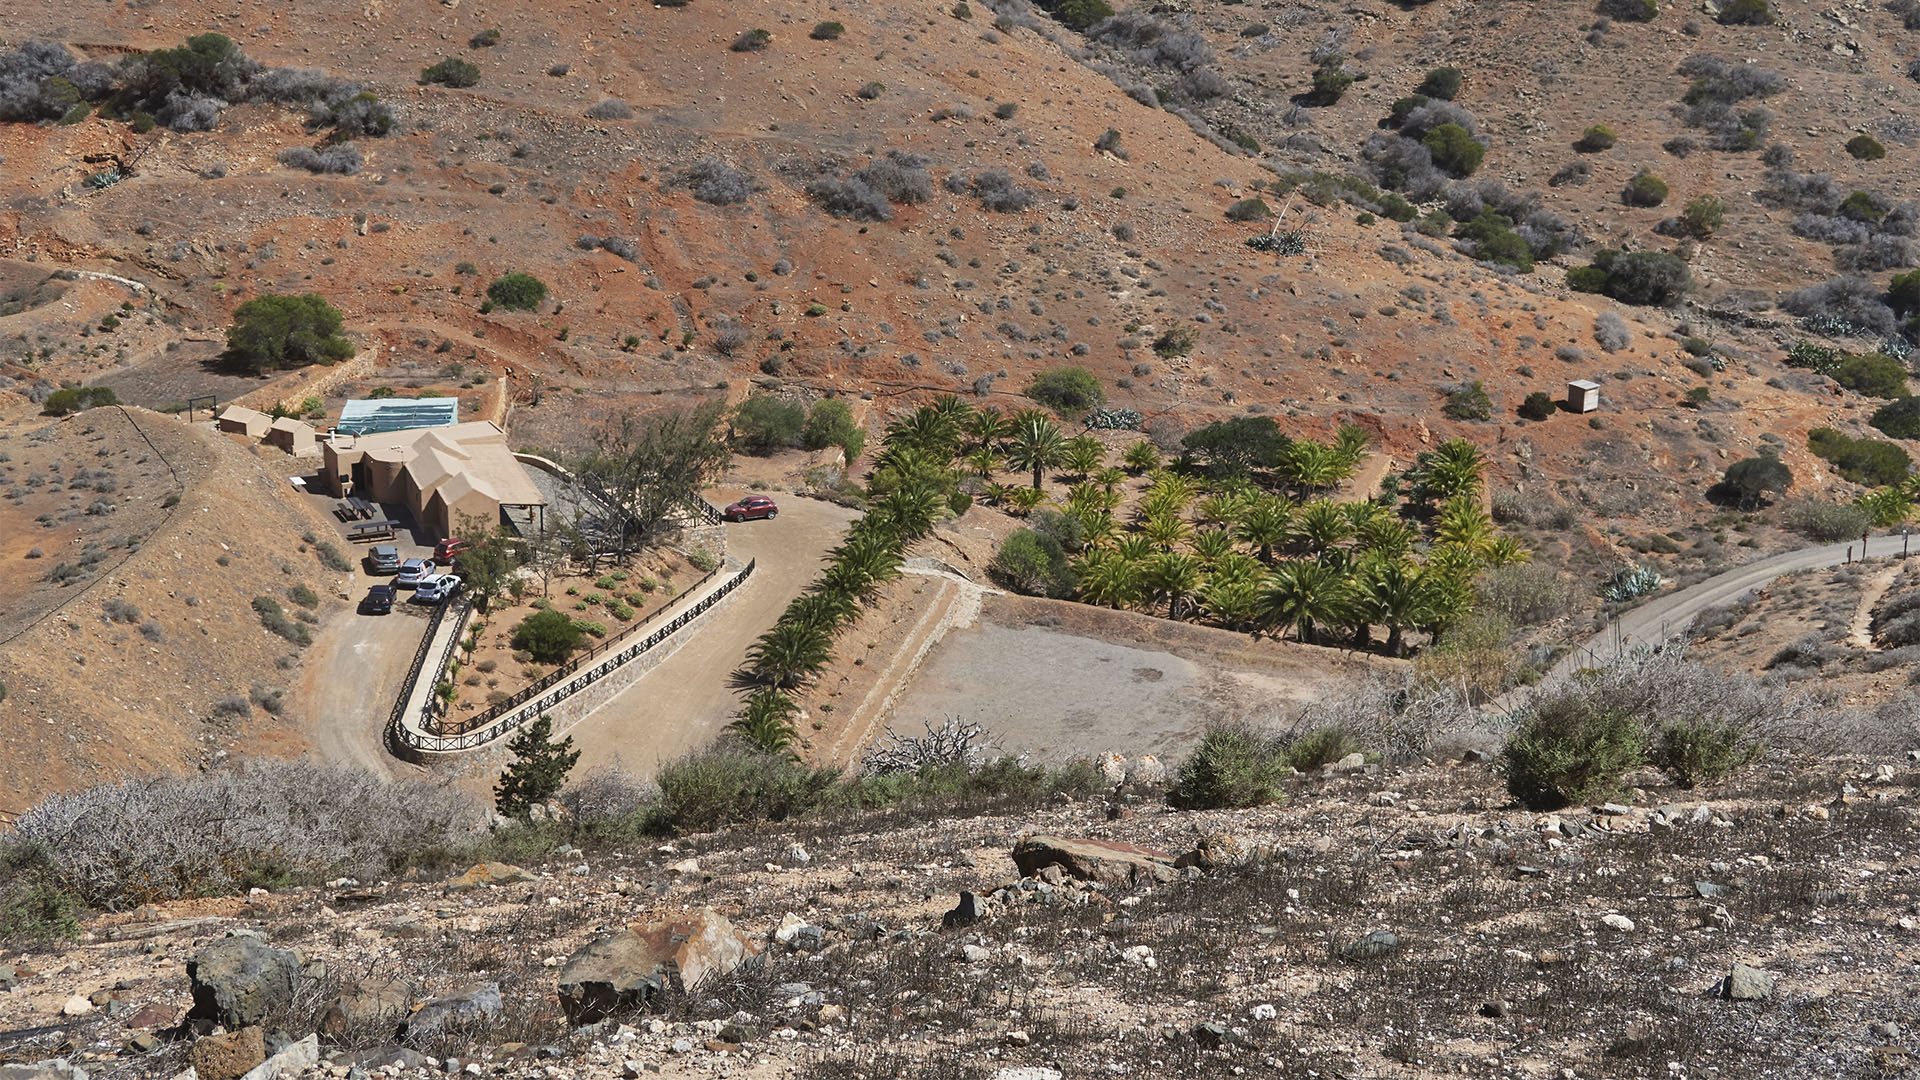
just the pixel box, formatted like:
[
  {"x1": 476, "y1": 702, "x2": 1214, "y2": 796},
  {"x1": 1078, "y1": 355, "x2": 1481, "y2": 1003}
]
[{"x1": 1547, "y1": 533, "x2": 1901, "y2": 680}]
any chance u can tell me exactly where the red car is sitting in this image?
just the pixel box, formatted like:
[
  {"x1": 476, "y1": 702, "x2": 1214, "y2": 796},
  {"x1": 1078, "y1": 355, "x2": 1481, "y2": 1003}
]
[
  {"x1": 723, "y1": 495, "x2": 778, "y2": 522},
  {"x1": 434, "y1": 537, "x2": 469, "y2": 565}
]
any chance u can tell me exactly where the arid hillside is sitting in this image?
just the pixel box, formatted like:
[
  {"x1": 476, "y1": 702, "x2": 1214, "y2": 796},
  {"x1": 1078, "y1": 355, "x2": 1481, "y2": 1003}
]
[{"x1": 0, "y1": 404, "x2": 349, "y2": 810}]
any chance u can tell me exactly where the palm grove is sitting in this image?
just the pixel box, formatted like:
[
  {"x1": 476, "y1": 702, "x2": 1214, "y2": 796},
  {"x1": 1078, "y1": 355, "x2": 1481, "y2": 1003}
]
[{"x1": 723, "y1": 391, "x2": 1525, "y2": 754}]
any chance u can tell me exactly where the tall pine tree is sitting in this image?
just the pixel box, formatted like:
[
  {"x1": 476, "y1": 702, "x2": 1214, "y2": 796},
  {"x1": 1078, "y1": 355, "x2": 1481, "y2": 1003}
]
[{"x1": 493, "y1": 714, "x2": 581, "y2": 818}]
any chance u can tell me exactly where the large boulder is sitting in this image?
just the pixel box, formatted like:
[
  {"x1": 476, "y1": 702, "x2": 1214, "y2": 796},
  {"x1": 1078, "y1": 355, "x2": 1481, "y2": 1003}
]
[
  {"x1": 1011, "y1": 835, "x2": 1179, "y2": 887},
  {"x1": 1723, "y1": 962, "x2": 1774, "y2": 1001},
  {"x1": 189, "y1": 1026, "x2": 266, "y2": 1080},
  {"x1": 186, "y1": 937, "x2": 302, "y2": 1029},
  {"x1": 556, "y1": 908, "x2": 761, "y2": 1025},
  {"x1": 319, "y1": 973, "x2": 413, "y2": 1038}
]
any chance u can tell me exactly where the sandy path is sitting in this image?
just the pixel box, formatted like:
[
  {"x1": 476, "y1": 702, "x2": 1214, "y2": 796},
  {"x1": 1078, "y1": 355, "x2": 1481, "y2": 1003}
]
[{"x1": 299, "y1": 603, "x2": 436, "y2": 778}]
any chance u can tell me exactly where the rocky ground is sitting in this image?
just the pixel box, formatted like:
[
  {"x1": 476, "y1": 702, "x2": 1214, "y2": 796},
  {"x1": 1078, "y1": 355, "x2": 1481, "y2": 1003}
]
[{"x1": 4, "y1": 753, "x2": 1918, "y2": 1080}]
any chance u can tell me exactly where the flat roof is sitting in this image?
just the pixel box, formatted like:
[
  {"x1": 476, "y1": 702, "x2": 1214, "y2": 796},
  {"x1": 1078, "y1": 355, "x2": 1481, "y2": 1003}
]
[
  {"x1": 1568, "y1": 379, "x2": 1601, "y2": 390},
  {"x1": 337, "y1": 397, "x2": 460, "y2": 435}
]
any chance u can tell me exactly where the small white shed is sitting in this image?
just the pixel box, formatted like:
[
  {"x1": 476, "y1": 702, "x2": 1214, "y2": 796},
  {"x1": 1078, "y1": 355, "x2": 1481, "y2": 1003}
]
[{"x1": 1566, "y1": 379, "x2": 1601, "y2": 413}]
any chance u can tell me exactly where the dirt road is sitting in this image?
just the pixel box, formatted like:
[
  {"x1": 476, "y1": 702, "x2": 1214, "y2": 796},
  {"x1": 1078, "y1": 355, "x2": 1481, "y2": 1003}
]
[
  {"x1": 300, "y1": 602, "x2": 436, "y2": 778},
  {"x1": 563, "y1": 491, "x2": 858, "y2": 775},
  {"x1": 1550, "y1": 534, "x2": 1899, "y2": 679}
]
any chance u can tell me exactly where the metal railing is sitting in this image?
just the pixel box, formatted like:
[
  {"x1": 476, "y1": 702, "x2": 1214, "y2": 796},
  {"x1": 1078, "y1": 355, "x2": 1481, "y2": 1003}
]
[
  {"x1": 392, "y1": 559, "x2": 755, "y2": 754},
  {"x1": 694, "y1": 495, "x2": 727, "y2": 525},
  {"x1": 384, "y1": 598, "x2": 460, "y2": 755},
  {"x1": 419, "y1": 596, "x2": 477, "y2": 721}
]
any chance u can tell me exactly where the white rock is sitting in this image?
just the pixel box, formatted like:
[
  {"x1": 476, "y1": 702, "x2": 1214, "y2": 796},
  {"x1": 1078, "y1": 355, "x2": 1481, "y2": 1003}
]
[
  {"x1": 668, "y1": 1038, "x2": 695, "y2": 1054},
  {"x1": 962, "y1": 944, "x2": 993, "y2": 962},
  {"x1": 992, "y1": 1070, "x2": 1064, "y2": 1080},
  {"x1": 1602, "y1": 914, "x2": 1636, "y2": 932},
  {"x1": 666, "y1": 858, "x2": 699, "y2": 876},
  {"x1": 1250, "y1": 1003, "x2": 1277, "y2": 1021},
  {"x1": 61, "y1": 995, "x2": 94, "y2": 1016},
  {"x1": 1121, "y1": 945, "x2": 1157, "y2": 969},
  {"x1": 787, "y1": 844, "x2": 811, "y2": 865}
]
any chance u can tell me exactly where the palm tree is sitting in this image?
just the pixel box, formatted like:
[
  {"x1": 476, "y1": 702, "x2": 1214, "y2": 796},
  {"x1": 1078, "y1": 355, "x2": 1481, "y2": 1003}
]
[
  {"x1": 1095, "y1": 467, "x2": 1128, "y2": 496},
  {"x1": 1435, "y1": 496, "x2": 1498, "y2": 562},
  {"x1": 982, "y1": 482, "x2": 1015, "y2": 507},
  {"x1": 729, "y1": 688, "x2": 798, "y2": 755},
  {"x1": 1074, "y1": 509, "x2": 1117, "y2": 549},
  {"x1": 1411, "y1": 438, "x2": 1486, "y2": 506},
  {"x1": 819, "y1": 535, "x2": 903, "y2": 603},
  {"x1": 1112, "y1": 534, "x2": 1154, "y2": 562},
  {"x1": 1007, "y1": 486, "x2": 1048, "y2": 515},
  {"x1": 1063, "y1": 436, "x2": 1104, "y2": 481},
  {"x1": 1143, "y1": 551, "x2": 1203, "y2": 620},
  {"x1": 1237, "y1": 496, "x2": 1292, "y2": 564},
  {"x1": 1122, "y1": 441, "x2": 1161, "y2": 475},
  {"x1": 1064, "y1": 482, "x2": 1115, "y2": 517},
  {"x1": 1005, "y1": 410, "x2": 1066, "y2": 491},
  {"x1": 1291, "y1": 499, "x2": 1354, "y2": 558},
  {"x1": 1260, "y1": 560, "x2": 1351, "y2": 644},
  {"x1": 782, "y1": 590, "x2": 859, "y2": 633},
  {"x1": 1196, "y1": 492, "x2": 1247, "y2": 529},
  {"x1": 1354, "y1": 513, "x2": 1418, "y2": 559},
  {"x1": 1074, "y1": 549, "x2": 1143, "y2": 609},
  {"x1": 885, "y1": 405, "x2": 963, "y2": 463},
  {"x1": 1210, "y1": 550, "x2": 1264, "y2": 588},
  {"x1": 747, "y1": 621, "x2": 834, "y2": 687},
  {"x1": 1200, "y1": 575, "x2": 1262, "y2": 631},
  {"x1": 967, "y1": 406, "x2": 1010, "y2": 451},
  {"x1": 1140, "y1": 510, "x2": 1193, "y2": 552},
  {"x1": 874, "y1": 481, "x2": 943, "y2": 541},
  {"x1": 1482, "y1": 535, "x2": 1531, "y2": 567},
  {"x1": 1352, "y1": 554, "x2": 1431, "y2": 657},
  {"x1": 1189, "y1": 527, "x2": 1236, "y2": 567},
  {"x1": 1333, "y1": 422, "x2": 1372, "y2": 471},
  {"x1": 963, "y1": 448, "x2": 1000, "y2": 479},
  {"x1": 1277, "y1": 439, "x2": 1347, "y2": 498}
]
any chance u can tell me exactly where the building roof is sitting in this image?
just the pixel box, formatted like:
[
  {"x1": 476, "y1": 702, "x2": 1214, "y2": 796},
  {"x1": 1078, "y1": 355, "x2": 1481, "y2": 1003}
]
[
  {"x1": 1568, "y1": 379, "x2": 1602, "y2": 390},
  {"x1": 329, "y1": 420, "x2": 546, "y2": 508},
  {"x1": 268, "y1": 416, "x2": 314, "y2": 435},
  {"x1": 336, "y1": 397, "x2": 460, "y2": 436},
  {"x1": 218, "y1": 405, "x2": 272, "y2": 426}
]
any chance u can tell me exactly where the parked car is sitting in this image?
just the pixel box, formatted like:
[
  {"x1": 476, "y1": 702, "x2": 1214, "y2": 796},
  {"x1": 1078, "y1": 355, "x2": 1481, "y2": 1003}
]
[
  {"x1": 367, "y1": 544, "x2": 402, "y2": 575},
  {"x1": 395, "y1": 558, "x2": 432, "y2": 587},
  {"x1": 360, "y1": 584, "x2": 397, "y2": 615},
  {"x1": 434, "y1": 537, "x2": 469, "y2": 565},
  {"x1": 723, "y1": 495, "x2": 779, "y2": 521},
  {"x1": 414, "y1": 574, "x2": 463, "y2": 603}
]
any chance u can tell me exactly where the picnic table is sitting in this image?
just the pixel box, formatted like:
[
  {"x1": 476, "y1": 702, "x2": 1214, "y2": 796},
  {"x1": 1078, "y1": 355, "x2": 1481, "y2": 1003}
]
[
  {"x1": 336, "y1": 496, "x2": 378, "y2": 521},
  {"x1": 349, "y1": 518, "x2": 399, "y2": 542}
]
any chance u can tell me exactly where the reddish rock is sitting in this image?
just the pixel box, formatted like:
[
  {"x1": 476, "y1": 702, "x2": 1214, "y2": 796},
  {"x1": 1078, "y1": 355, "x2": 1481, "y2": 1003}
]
[
  {"x1": 124, "y1": 1002, "x2": 177, "y2": 1029},
  {"x1": 556, "y1": 908, "x2": 762, "y2": 1024},
  {"x1": 1012, "y1": 835, "x2": 1179, "y2": 887},
  {"x1": 190, "y1": 1025, "x2": 266, "y2": 1080}
]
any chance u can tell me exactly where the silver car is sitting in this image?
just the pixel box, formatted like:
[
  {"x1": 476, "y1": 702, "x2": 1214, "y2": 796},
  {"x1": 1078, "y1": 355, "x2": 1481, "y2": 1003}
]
[{"x1": 395, "y1": 558, "x2": 432, "y2": 587}]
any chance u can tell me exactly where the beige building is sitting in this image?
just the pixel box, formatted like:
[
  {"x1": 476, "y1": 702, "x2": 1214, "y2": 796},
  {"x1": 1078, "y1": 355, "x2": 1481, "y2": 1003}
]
[
  {"x1": 265, "y1": 416, "x2": 318, "y2": 456},
  {"x1": 322, "y1": 421, "x2": 546, "y2": 538},
  {"x1": 216, "y1": 405, "x2": 272, "y2": 440}
]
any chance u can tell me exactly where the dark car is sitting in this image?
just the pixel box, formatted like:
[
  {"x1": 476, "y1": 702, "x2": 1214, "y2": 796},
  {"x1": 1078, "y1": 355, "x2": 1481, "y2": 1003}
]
[
  {"x1": 360, "y1": 584, "x2": 397, "y2": 614},
  {"x1": 723, "y1": 495, "x2": 778, "y2": 521}
]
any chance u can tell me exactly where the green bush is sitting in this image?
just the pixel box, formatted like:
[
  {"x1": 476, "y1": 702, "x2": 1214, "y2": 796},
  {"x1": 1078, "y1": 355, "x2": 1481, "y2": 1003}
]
[
  {"x1": 1870, "y1": 396, "x2": 1920, "y2": 439},
  {"x1": 1846, "y1": 135, "x2": 1887, "y2": 161},
  {"x1": 1038, "y1": 0, "x2": 1115, "y2": 31},
  {"x1": 1025, "y1": 366, "x2": 1106, "y2": 414},
  {"x1": 810, "y1": 20, "x2": 845, "y2": 39},
  {"x1": 1833, "y1": 352, "x2": 1908, "y2": 398},
  {"x1": 1501, "y1": 692, "x2": 1645, "y2": 810},
  {"x1": 1680, "y1": 194, "x2": 1726, "y2": 238},
  {"x1": 1717, "y1": 0, "x2": 1774, "y2": 25},
  {"x1": 1719, "y1": 456, "x2": 1791, "y2": 508},
  {"x1": 422, "y1": 57, "x2": 480, "y2": 87},
  {"x1": 992, "y1": 529, "x2": 1075, "y2": 598},
  {"x1": 40, "y1": 386, "x2": 119, "y2": 416},
  {"x1": 486, "y1": 272, "x2": 548, "y2": 312},
  {"x1": 513, "y1": 608, "x2": 583, "y2": 663},
  {"x1": 1454, "y1": 211, "x2": 1533, "y2": 271},
  {"x1": 1153, "y1": 325, "x2": 1198, "y2": 358},
  {"x1": 1622, "y1": 170, "x2": 1669, "y2": 207},
  {"x1": 733, "y1": 394, "x2": 807, "y2": 454},
  {"x1": 1807, "y1": 428, "x2": 1912, "y2": 486},
  {"x1": 1651, "y1": 719, "x2": 1759, "y2": 788},
  {"x1": 1311, "y1": 56, "x2": 1354, "y2": 104},
  {"x1": 801, "y1": 398, "x2": 866, "y2": 461},
  {"x1": 1225, "y1": 197, "x2": 1272, "y2": 221},
  {"x1": 1518, "y1": 391, "x2": 1556, "y2": 421},
  {"x1": 1839, "y1": 190, "x2": 1885, "y2": 223},
  {"x1": 0, "y1": 842, "x2": 84, "y2": 942},
  {"x1": 287, "y1": 583, "x2": 320, "y2": 609},
  {"x1": 1422, "y1": 123, "x2": 1485, "y2": 176},
  {"x1": 1283, "y1": 726, "x2": 1361, "y2": 771},
  {"x1": 1568, "y1": 248, "x2": 1692, "y2": 305},
  {"x1": 222, "y1": 294, "x2": 354, "y2": 373},
  {"x1": 1443, "y1": 379, "x2": 1493, "y2": 421},
  {"x1": 1167, "y1": 722, "x2": 1292, "y2": 809},
  {"x1": 732, "y1": 28, "x2": 773, "y2": 52},
  {"x1": 1415, "y1": 66, "x2": 1463, "y2": 100},
  {"x1": 1890, "y1": 270, "x2": 1920, "y2": 314},
  {"x1": 251, "y1": 596, "x2": 312, "y2": 646},
  {"x1": 1577, "y1": 124, "x2": 1617, "y2": 152},
  {"x1": 1601, "y1": 0, "x2": 1659, "y2": 21}
]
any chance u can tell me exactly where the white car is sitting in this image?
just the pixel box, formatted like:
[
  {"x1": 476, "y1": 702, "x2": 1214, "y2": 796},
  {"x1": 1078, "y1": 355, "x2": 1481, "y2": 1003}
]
[
  {"x1": 395, "y1": 558, "x2": 432, "y2": 587},
  {"x1": 414, "y1": 574, "x2": 463, "y2": 603}
]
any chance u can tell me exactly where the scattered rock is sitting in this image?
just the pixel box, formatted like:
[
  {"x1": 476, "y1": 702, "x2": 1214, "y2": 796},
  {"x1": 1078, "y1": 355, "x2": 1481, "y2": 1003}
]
[
  {"x1": 240, "y1": 1034, "x2": 318, "y2": 1080},
  {"x1": 126, "y1": 1033, "x2": 160, "y2": 1055},
  {"x1": 321, "y1": 974, "x2": 412, "y2": 1037},
  {"x1": 666, "y1": 858, "x2": 700, "y2": 877},
  {"x1": 0, "y1": 1063, "x2": 89, "y2": 1080},
  {"x1": 1694, "y1": 880, "x2": 1729, "y2": 899},
  {"x1": 347, "y1": 1046, "x2": 429, "y2": 1071},
  {"x1": 1699, "y1": 904, "x2": 1734, "y2": 930},
  {"x1": 1722, "y1": 962, "x2": 1774, "y2": 1001},
  {"x1": 124, "y1": 1003, "x2": 175, "y2": 1029},
  {"x1": 942, "y1": 892, "x2": 988, "y2": 930},
  {"x1": 1332, "y1": 752, "x2": 1367, "y2": 772},
  {"x1": 772, "y1": 914, "x2": 824, "y2": 952},
  {"x1": 444, "y1": 863, "x2": 537, "y2": 892},
  {"x1": 190, "y1": 1026, "x2": 265, "y2": 1080},
  {"x1": 990, "y1": 1069, "x2": 1062, "y2": 1080},
  {"x1": 786, "y1": 845, "x2": 811, "y2": 865},
  {"x1": 556, "y1": 909, "x2": 761, "y2": 1024},
  {"x1": 187, "y1": 937, "x2": 302, "y2": 1030},
  {"x1": 60, "y1": 996, "x2": 92, "y2": 1017},
  {"x1": 1003, "y1": 1030, "x2": 1031, "y2": 1047},
  {"x1": 1601, "y1": 914, "x2": 1636, "y2": 932},
  {"x1": 1175, "y1": 832, "x2": 1255, "y2": 871},
  {"x1": 1340, "y1": 930, "x2": 1401, "y2": 961},
  {"x1": 402, "y1": 983, "x2": 501, "y2": 1039},
  {"x1": 1011, "y1": 834, "x2": 1179, "y2": 887}
]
